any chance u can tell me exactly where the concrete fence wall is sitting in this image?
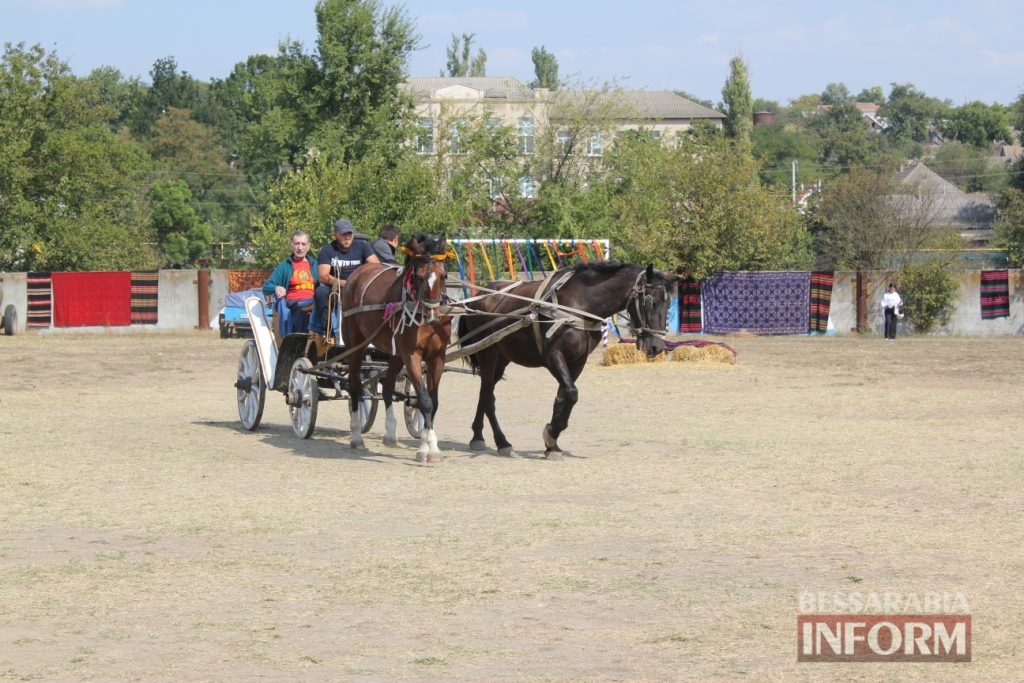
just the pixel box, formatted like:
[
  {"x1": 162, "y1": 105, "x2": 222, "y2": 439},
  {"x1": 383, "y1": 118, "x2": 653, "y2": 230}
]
[{"x1": 2, "y1": 269, "x2": 1023, "y2": 336}]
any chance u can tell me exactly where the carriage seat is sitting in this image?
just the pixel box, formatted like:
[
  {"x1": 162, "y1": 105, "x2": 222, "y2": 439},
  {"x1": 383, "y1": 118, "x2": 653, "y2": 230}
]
[{"x1": 271, "y1": 295, "x2": 314, "y2": 342}]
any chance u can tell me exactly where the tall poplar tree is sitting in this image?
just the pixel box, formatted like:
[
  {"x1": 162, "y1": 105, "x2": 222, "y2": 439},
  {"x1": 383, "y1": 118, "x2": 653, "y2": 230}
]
[{"x1": 721, "y1": 55, "x2": 753, "y2": 153}]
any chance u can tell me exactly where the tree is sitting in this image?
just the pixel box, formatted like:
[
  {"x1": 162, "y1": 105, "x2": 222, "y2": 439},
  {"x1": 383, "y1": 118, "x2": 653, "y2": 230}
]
[
  {"x1": 721, "y1": 56, "x2": 753, "y2": 152},
  {"x1": 751, "y1": 122, "x2": 817, "y2": 187},
  {"x1": 807, "y1": 102, "x2": 881, "y2": 168},
  {"x1": 855, "y1": 85, "x2": 885, "y2": 105},
  {"x1": 0, "y1": 43, "x2": 155, "y2": 272},
  {"x1": 144, "y1": 107, "x2": 249, "y2": 246},
  {"x1": 880, "y1": 82, "x2": 949, "y2": 144},
  {"x1": 820, "y1": 82, "x2": 852, "y2": 105},
  {"x1": 994, "y1": 188, "x2": 1024, "y2": 266},
  {"x1": 530, "y1": 46, "x2": 559, "y2": 89},
  {"x1": 810, "y1": 166, "x2": 956, "y2": 271},
  {"x1": 940, "y1": 101, "x2": 1012, "y2": 148},
  {"x1": 444, "y1": 33, "x2": 486, "y2": 77},
  {"x1": 150, "y1": 180, "x2": 212, "y2": 265},
  {"x1": 932, "y1": 140, "x2": 1001, "y2": 193},
  {"x1": 605, "y1": 135, "x2": 810, "y2": 274},
  {"x1": 130, "y1": 56, "x2": 204, "y2": 136},
  {"x1": 84, "y1": 66, "x2": 145, "y2": 132}
]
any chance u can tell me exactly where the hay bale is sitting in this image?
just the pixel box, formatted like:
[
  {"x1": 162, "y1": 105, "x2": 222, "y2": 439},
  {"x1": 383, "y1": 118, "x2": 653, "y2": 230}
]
[
  {"x1": 602, "y1": 343, "x2": 669, "y2": 366},
  {"x1": 602, "y1": 343, "x2": 646, "y2": 366},
  {"x1": 669, "y1": 344, "x2": 736, "y2": 365}
]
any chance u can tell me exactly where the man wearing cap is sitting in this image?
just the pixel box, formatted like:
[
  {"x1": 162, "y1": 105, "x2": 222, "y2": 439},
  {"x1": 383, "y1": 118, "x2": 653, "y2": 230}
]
[{"x1": 310, "y1": 218, "x2": 380, "y2": 335}]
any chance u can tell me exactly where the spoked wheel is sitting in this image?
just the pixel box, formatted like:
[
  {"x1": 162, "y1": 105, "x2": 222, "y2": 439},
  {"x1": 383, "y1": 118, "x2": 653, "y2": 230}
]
[
  {"x1": 353, "y1": 370, "x2": 379, "y2": 433},
  {"x1": 2, "y1": 304, "x2": 16, "y2": 336},
  {"x1": 288, "y1": 357, "x2": 318, "y2": 439},
  {"x1": 236, "y1": 339, "x2": 266, "y2": 431},
  {"x1": 403, "y1": 376, "x2": 424, "y2": 438}
]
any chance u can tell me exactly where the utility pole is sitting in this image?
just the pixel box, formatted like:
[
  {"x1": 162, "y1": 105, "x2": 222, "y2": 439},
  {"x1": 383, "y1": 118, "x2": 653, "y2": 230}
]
[{"x1": 792, "y1": 159, "x2": 798, "y2": 206}]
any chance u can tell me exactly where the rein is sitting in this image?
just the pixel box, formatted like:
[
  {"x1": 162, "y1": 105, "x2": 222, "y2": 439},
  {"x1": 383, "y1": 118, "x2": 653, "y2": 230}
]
[{"x1": 626, "y1": 270, "x2": 670, "y2": 341}]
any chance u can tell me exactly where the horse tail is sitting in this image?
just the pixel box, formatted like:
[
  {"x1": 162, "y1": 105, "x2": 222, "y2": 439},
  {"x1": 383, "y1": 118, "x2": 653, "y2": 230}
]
[{"x1": 456, "y1": 313, "x2": 480, "y2": 375}]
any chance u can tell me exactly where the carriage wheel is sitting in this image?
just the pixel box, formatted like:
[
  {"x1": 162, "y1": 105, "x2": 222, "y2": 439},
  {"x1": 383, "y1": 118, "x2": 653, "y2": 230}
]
[
  {"x1": 236, "y1": 340, "x2": 266, "y2": 431},
  {"x1": 288, "y1": 357, "x2": 318, "y2": 439},
  {"x1": 403, "y1": 376, "x2": 425, "y2": 438},
  {"x1": 357, "y1": 370, "x2": 379, "y2": 433},
  {"x1": 3, "y1": 304, "x2": 16, "y2": 336}
]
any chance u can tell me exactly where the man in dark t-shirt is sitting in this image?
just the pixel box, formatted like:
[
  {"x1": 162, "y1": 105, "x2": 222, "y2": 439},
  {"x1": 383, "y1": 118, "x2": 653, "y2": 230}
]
[{"x1": 310, "y1": 218, "x2": 379, "y2": 334}]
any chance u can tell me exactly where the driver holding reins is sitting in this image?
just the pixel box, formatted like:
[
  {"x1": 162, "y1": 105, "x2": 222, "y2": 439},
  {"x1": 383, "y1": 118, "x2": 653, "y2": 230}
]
[{"x1": 309, "y1": 218, "x2": 380, "y2": 336}]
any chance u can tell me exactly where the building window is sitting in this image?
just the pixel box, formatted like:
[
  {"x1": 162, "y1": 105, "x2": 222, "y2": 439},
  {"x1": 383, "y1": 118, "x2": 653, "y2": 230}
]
[
  {"x1": 518, "y1": 117, "x2": 535, "y2": 154},
  {"x1": 650, "y1": 130, "x2": 662, "y2": 141},
  {"x1": 485, "y1": 173, "x2": 501, "y2": 199},
  {"x1": 556, "y1": 130, "x2": 572, "y2": 154},
  {"x1": 416, "y1": 118, "x2": 434, "y2": 154},
  {"x1": 519, "y1": 175, "x2": 536, "y2": 199},
  {"x1": 586, "y1": 133, "x2": 602, "y2": 157},
  {"x1": 451, "y1": 118, "x2": 467, "y2": 154},
  {"x1": 485, "y1": 116, "x2": 501, "y2": 134}
]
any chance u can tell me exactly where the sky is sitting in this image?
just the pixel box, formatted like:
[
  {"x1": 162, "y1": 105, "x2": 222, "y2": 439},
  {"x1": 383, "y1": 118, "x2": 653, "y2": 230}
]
[{"x1": 3, "y1": 0, "x2": 1024, "y2": 106}]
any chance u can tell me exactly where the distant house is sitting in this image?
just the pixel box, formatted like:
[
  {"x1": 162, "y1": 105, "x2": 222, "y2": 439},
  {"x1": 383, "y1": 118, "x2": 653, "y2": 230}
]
[
  {"x1": 401, "y1": 76, "x2": 725, "y2": 156},
  {"x1": 895, "y1": 162, "x2": 997, "y2": 245},
  {"x1": 813, "y1": 102, "x2": 889, "y2": 132}
]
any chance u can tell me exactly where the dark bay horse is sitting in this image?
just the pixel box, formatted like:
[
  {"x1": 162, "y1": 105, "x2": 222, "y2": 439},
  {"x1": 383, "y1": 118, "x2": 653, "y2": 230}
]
[
  {"x1": 457, "y1": 262, "x2": 677, "y2": 459},
  {"x1": 342, "y1": 234, "x2": 451, "y2": 462}
]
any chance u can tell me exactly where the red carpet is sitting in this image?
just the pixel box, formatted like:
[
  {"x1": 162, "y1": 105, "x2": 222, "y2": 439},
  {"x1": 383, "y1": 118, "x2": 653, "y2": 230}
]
[{"x1": 52, "y1": 272, "x2": 132, "y2": 327}]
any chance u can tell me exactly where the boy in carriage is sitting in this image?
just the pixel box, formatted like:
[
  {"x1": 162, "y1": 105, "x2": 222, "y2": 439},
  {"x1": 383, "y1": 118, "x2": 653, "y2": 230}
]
[{"x1": 262, "y1": 230, "x2": 318, "y2": 335}]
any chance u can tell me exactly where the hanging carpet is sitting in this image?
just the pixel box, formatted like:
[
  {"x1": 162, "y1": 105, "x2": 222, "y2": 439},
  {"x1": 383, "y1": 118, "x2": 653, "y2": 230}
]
[{"x1": 702, "y1": 271, "x2": 811, "y2": 335}]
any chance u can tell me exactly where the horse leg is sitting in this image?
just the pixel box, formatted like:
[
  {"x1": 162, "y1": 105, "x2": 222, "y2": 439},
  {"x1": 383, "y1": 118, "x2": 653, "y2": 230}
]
[
  {"x1": 542, "y1": 354, "x2": 586, "y2": 460},
  {"x1": 347, "y1": 350, "x2": 366, "y2": 450},
  {"x1": 405, "y1": 356, "x2": 439, "y2": 463},
  {"x1": 424, "y1": 352, "x2": 444, "y2": 461},
  {"x1": 381, "y1": 356, "x2": 403, "y2": 447}
]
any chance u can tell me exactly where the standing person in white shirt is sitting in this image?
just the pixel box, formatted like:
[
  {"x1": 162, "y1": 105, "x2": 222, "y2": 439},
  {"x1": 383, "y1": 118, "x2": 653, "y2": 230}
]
[{"x1": 881, "y1": 282, "x2": 903, "y2": 340}]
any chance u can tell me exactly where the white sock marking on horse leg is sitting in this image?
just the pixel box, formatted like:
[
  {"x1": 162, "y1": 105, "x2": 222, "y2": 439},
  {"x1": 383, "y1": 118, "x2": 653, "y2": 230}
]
[
  {"x1": 418, "y1": 430, "x2": 430, "y2": 457},
  {"x1": 384, "y1": 405, "x2": 397, "y2": 445},
  {"x1": 427, "y1": 428, "x2": 440, "y2": 454},
  {"x1": 350, "y1": 408, "x2": 364, "y2": 448}
]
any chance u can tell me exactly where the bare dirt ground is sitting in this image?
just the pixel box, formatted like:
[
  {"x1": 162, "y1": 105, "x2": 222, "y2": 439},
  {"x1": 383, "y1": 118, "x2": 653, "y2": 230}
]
[{"x1": 0, "y1": 331, "x2": 1022, "y2": 682}]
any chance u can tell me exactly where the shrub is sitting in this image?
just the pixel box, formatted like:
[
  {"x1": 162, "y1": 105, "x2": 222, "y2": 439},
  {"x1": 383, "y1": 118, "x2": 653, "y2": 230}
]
[{"x1": 898, "y1": 260, "x2": 960, "y2": 333}]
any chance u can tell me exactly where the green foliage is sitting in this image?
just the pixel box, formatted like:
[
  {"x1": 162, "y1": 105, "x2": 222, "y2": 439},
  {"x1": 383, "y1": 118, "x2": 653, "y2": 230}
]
[
  {"x1": 721, "y1": 56, "x2": 753, "y2": 152},
  {"x1": 855, "y1": 86, "x2": 886, "y2": 105},
  {"x1": 994, "y1": 188, "x2": 1024, "y2": 266},
  {"x1": 807, "y1": 102, "x2": 883, "y2": 168},
  {"x1": 931, "y1": 141, "x2": 1002, "y2": 193},
  {"x1": 604, "y1": 135, "x2": 811, "y2": 276},
  {"x1": 150, "y1": 180, "x2": 211, "y2": 265},
  {"x1": 130, "y1": 56, "x2": 205, "y2": 136},
  {"x1": 530, "y1": 46, "x2": 559, "y2": 90},
  {"x1": 0, "y1": 42, "x2": 156, "y2": 271},
  {"x1": 898, "y1": 259, "x2": 959, "y2": 333},
  {"x1": 820, "y1": 82, "x2": 852, "y2": 105},
  {"x1": 880, "y1": 83, "x2": 949, "y2": 144},
  {"x1": 445, "y1": 33, "x2": 486, "y2": 77},
  {"x1": 751, "y1": 123, "x2": 817, "y2": 186},
  {"x1": 940, "y1": 101, "x2": 1012, "y2": 148}
]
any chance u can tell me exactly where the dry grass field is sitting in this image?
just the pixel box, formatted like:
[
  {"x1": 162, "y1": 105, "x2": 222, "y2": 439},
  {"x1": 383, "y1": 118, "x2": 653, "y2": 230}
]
[{"x1": 1, "y1": 331, "x2": 1022, "y2": 682}]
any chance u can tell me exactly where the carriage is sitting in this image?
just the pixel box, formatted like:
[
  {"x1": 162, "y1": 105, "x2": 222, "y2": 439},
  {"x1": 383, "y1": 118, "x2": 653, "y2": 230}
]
[
  {"x1": 0, "y1": 285, "x2": 17, "y2": 336},
  {"x1": 234, "y1": 293, "x2": 429, "y2": 440}
]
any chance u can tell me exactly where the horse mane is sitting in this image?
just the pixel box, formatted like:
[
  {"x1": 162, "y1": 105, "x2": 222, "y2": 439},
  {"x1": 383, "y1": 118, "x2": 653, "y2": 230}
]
[
  {"x1": 408, "y1": 232, "x2": 448, "y2": 257},
  {"x1": 569, "y1": 260, "x2": 675, "y2": 288}
]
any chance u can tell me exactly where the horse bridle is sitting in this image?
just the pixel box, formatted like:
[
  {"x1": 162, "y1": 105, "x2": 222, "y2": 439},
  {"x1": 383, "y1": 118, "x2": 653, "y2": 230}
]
[
  {"x1": 403, "y1": 250, "x2": 450, "y2": 311},
  {"x1": 627, "y1": 271, "x2": 670, "y2": 341}
]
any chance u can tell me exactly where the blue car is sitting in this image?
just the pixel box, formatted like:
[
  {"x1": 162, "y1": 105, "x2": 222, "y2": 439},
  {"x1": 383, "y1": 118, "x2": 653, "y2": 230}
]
[{"x1": 218, "y1": 289, "x2": 272, "y2": 339}]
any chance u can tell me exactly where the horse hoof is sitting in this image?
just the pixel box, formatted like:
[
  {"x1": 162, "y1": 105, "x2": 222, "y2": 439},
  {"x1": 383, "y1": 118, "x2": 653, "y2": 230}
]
[
  {"x1": 497, "y1": 446, "x2": 517, "y2": 458},
  {"x1": 416, "y1": 452, "x2": 428, "y2": 463},
  {"x1": 350, "y1": 440, "x2": 366, "y2": 450},
  {"x1": 545, "y1": 449, "x2": 563, "y2": 461},
  {"x1": 427, "y1": 453, "x2": 444, "y2": 464},
  {"x1": 542, "y1": 425, "x2": 557, "y2": 450},
  {"x1": 470, "y1": 439, "x2": 488, "y2": 451},
  {"x1": 383, "y1": 437, "x2": 398, "y2": 447}
]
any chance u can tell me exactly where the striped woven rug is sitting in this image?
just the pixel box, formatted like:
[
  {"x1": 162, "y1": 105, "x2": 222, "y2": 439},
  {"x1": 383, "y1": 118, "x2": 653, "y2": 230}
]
[
  {"x1": 26, "y1": 272, "x2": 52, "y2": 327},
  {"x1": 980, "y1": 270, "x2": 1009, "y2": 319},
  {"x1": 810, "y1": 272, "x2": 835, "y2": 333},
  {"x1": 678, "y1": 279, "x2": 702, "y2": 333},
  {"x1": 131, "y1": 271, "x2": 159, "y2": 324}
]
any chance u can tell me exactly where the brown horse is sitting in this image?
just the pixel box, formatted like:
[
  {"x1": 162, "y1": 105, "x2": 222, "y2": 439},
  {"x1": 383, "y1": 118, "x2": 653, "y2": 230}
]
[
  {"x1": 456, "y1": 262, "x2": 676, "y2": 459},
  {"x1": 341, "y1": 233, "x2": 451, "y2": 461}
]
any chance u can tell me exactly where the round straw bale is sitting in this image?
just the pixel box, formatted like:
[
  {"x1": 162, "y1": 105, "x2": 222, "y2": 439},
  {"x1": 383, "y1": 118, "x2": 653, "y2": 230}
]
[
  {"x1": 602, "y1": 343, "x2": 646, "y2": 366},
  {"x1": 669, "y1": 344, "x2": 736, "y2": 365}
]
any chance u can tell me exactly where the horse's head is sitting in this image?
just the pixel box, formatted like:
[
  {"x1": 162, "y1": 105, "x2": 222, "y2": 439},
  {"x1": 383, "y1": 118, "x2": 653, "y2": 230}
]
[
  {"x1": 402, "y1": 233, "x2": 449, "y2": 323},
  {"x1": 627, "y1": 264, "x2": 677, "y2": 358}
]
